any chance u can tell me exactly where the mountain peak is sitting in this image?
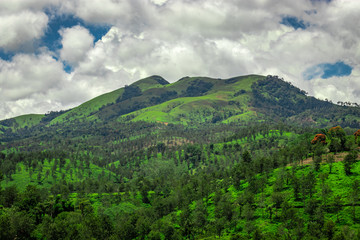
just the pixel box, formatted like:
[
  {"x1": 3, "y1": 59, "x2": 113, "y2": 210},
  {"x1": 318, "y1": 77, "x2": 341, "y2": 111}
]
[{"x1": 130, "y1": 75, "x2": 169, "y2": 91}]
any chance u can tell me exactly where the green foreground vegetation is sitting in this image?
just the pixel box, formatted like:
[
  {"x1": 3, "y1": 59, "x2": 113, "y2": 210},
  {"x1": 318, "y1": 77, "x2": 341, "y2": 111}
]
[
  {"x1": 2, "y1": 75, "x2": 360, "y2": 239},
  {"x1": 2, "y1": 122, "x2": 360, "y2": 239}
]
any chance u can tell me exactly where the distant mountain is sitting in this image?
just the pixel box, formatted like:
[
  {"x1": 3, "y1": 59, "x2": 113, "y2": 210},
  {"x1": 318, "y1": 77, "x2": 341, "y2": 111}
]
[{"x1": 1, "y1": 74, "x2": 360, "y2": 135}]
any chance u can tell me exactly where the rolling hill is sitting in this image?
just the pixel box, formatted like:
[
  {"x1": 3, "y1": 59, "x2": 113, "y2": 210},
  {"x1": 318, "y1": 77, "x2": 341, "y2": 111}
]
[
  {"x1": 1, "y1": 74, "x2": 360, "y2": 133},
  {"x1": 2, "y1": 74, "x2": 360, "y2": 239}
]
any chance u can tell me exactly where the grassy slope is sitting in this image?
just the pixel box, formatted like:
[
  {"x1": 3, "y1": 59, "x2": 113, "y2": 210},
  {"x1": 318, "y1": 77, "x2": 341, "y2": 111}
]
[
  {"x1": 119, "y1": 75, "x2": 264, "y2": 124},
  {"x1": 50, "y1": 76, "x2": 168, "y2": 125},
  {"x1": 131, "y1": 75, "x2": 169, "y2": 91},
  {"x1": 0, "y1": 114, "x2": 44, "y2": 131},
  {"x1": 14, "y1": 114, "x2": 44, "y2": 128},
  {"x1": 51, "y1": 88, "x2": 124, "y2": 124}
]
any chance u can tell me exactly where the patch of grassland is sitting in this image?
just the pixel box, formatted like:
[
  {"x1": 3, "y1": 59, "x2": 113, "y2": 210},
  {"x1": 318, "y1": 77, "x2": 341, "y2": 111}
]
[{"x1": 51, "y1": 88, "x2": 124, "y2": 124}]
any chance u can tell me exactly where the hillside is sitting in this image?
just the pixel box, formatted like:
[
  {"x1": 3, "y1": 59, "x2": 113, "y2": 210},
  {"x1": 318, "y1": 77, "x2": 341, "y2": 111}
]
[
  {"x1": 2, "y1": 120, "x2": 360, "y2": 239},
  {"x1": 2, "y1": 75, "x2": 360, "y2": 239},
  {"x1": 1, "y1": 74, "x2": 360, "y2": 135}
]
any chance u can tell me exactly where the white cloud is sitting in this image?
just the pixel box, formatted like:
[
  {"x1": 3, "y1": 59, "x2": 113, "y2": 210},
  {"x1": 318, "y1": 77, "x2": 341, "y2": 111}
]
[
  {"x1": 0, "y1": 53, "x2": 82, "y2": 119},
  {"x1": 58, "y1": 0, "x2": 133, "y2": 25},
  {"x1": 0, "y1": 0, "x2": 59, "y2": 13},
  {"x1": 1, "y1": 0, "x2": 360, "y2": 119},
  {"x1": 0, "y1": 10, "x2": 48, "y2": 51},
  {"x1": 150, "y1": 0, "x2": 169, "y2": 6},
  {"x1": 312, "y1": 68, "x2": 360, "y2": 103},
  {"x1": 0, "y1": 53, "x2": 66, "y2": 101},
  {"x1": 59, "y1": 25, "x2": 94, "y2": 66},
  {"x1": 60, "y1": 0, "x2": 360, "y2": 100}
]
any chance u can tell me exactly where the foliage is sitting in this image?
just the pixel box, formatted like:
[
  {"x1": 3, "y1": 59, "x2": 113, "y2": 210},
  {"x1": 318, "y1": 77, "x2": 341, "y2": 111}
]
[
  {"x1": 354, "y1": 129, "x2": 360, "y2": 144},
  {"x1": 3, "y1": 73, "x2": 360, "y2": 239},
  {"x1": 311, "y1": 134, "x2": 327, "y2": 145}
]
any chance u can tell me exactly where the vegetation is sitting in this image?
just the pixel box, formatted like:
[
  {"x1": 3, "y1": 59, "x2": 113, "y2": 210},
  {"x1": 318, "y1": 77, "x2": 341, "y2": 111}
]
[{"x1": 2, "y1": 74, "x2": 360, "y2": 239}]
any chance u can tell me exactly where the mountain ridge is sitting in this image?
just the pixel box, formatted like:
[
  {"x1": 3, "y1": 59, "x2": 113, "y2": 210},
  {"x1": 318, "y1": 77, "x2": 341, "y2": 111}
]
[{"x1": 1, "y1": 74, "x2": 360, "y2": 133}]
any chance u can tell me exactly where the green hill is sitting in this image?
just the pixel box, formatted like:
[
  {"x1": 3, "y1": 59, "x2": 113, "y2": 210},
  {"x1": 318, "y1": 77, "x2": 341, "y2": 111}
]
[
  {"x1": 2, "y1": 71, "x2": 360, "y2": 239},
  {"x1": 2, "y1": 74, "x2": 360, "y2": 133}
]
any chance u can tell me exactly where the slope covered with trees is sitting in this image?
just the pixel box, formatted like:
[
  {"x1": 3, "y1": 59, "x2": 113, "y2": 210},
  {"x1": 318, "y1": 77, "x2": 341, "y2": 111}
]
[{"x1": 2, "y1": 75, "x2": 360, "y2": 239}]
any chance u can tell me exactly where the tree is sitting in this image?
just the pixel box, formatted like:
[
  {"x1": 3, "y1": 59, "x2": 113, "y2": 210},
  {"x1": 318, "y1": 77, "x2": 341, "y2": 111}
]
[
  {"x1": 241, "y1": 203, "x2": 254, "y2": 221},
  {"x1": 343, "y1": 151, "x2": 358, "y2": 175},
  {"x1": 319, "y1": 173, "x2": 332, "y2": 208},
  {"x1": 323, "y1": 220, "x2": 336, "y2": 240},
  {"x1": 313, "y1": 155, "x2": 322, "y2": 171},
  {"x1": 1, "y1": 185, "x2": 18, "y2": 208},
  {"x1": 332, "y1": 195, "x2": 344, "y2": 222},
  {"x1": 326, "y1": 154, "x2": 335, "y2": 174},
  {"x1": 311, "y1": 134, "x2": 326, "y2": 145},
  {"x1": 242, "y1": 150, "x2": 252, "y2": 163},
  {"x1": 37, "y1": 171, "x2": 42, "y2": 184},
  {"x1": 350, "y1": 180, "x2": 360, "y2": 221},
  {"x1": 185, "y1": 145, "x2": 202, "y2": 167},
  {"x1": 301, "y1": 171, "x2": 316, "y2": 199},
  {"x1": 329, "y1": 137, "x2": 342, "y2": 153},
  {"x1": 354, "y1": 129, "x2": 360, "y2": 145},
  {"x1": 328, "y1": 126, "x2": 346, "y2": 151},
  {"x1": 214, "y1": 217, "x2": 226, "y2": 238},
  {"x1": 179, "y1": 206, "x2": 194, "y2": 239},
  {"x1": 328, "y1": 126, "x2": 346, "y2": 141}
]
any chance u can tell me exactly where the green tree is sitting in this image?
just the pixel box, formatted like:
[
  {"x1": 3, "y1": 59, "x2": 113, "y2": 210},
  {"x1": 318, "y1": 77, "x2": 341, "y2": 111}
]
[
  {"x1": 1, "y1": 185, "x2": 18, "y2": 208},
  {"x1": 214, "y1": 217, "x2": 226, "y2": 238},
  {"x1": 179, "y1": 206, "x2": 194, "y2": 239},
  {"x1": 343, "y1": 151, "x2": 358, "y2": 175},
  {"x1": 313, "y1": 155, "x2": 322, "y2": 171},
  {"x1": 329, "y1": 138, "x2": 342, "y2": 153},
  {"x1": 323, "y1": 220, "x2": 336, "y2": 240},
  {"x1": 326, "y1": 154, "x2": 335, "y2": 174},
  {"x1": 242, "y1": 150, "x2": 252, "y2": 163},
  {"x1": 328, "y1": 126, "x2": 346, "y2": 152},
  {"x1": 350, "y1": 180, "x2": 360, "y2": 221}
]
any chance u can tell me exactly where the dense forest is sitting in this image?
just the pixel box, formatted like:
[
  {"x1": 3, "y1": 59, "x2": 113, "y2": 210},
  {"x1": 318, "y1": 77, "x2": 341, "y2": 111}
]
[{"x1": 2, "y1": 75, "x2": 360, "y2": 239}]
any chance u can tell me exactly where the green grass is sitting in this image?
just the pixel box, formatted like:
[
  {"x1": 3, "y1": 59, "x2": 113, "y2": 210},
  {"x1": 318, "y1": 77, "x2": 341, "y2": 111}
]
[
  {"x1": 0, "y1": 114, "x2": 44, "y2": 130},
  {"x1": 116, "y1": 75, "x2": 265, "y2": 124},
  {"x1": 51, "y1": 88, "x2": 124, "y2": 124},
  {"x1": 14, "y1": 114, "x2": 44, "y2": 129},
  {"x1": 119, "y1": 92, "x2": 254, "y2": 124},
  {"x1": 131, "y1": 75, "x2": 169, "y2": 91}
]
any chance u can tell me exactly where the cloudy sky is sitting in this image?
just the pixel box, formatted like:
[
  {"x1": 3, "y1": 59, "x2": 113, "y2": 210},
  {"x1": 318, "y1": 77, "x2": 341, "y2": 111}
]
[{"x1": 0, "y1": 0, "x2": 359, "y2": 120}]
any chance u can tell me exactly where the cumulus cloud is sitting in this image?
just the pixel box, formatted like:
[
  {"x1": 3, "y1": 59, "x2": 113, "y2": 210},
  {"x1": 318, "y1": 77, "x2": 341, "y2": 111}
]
[
  {"x1": 59, "y1": 25, "x2": 94, "y2": 66},
  {"x1": 0, "y1": 53, "x2": 85, "y2": 119},
  {"x1": 1, "y1": 0, "x2": 360, "y2": 120},
  {"x1": 0, "y1": 53, "x2": 66, "y2": 101},
  {"x1": 150, "y1": 0, "x2": 169, "y2": 6},
  {"x1": 0, "y1": 0, "x2": 59, "y2": 13},
  {"x1": 0, "y1": 10, "x2": 48, "y2": 51},
  {"x1": 58, "y1": 0, "x2": 133, "y2": 25}
]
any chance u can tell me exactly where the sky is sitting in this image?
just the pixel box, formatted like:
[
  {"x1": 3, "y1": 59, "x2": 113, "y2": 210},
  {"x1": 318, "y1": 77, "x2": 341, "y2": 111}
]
[{"x1": 0, "y1": 0, "x2": 359, "y2": 120}]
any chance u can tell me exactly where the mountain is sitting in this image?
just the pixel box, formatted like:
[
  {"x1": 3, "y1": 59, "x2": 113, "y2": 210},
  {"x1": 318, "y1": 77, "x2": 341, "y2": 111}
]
[
  {"x1": 1, "y1": 74, "x2": 360, "y2": 133},
  {"x1": 2, "y1": 74, "x2": 360, "y2": 239}
]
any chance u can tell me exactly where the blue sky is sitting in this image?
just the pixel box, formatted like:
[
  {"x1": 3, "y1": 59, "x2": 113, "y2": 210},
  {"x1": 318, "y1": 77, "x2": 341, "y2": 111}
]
[
  {"x1": 0, "y1": 0, "x2": 359, "y2": 119},
  {"x1": 280, "y1": 16, "x2": 310, "y2": 30},
  {"x1": 304, "y1": 61, "x2": 353, "y2": 80},
  {"x1": 42, "y1": 12, "x2": 110, "y2": 53},
  {"x1": 0, "y1": 12, "x2": 110, "y2": 62}
]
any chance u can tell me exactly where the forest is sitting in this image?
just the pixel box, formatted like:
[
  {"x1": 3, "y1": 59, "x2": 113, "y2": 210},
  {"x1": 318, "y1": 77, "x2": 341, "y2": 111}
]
[{"x1": 1, "y1": 121, "x2": 360, "y2": 239}]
